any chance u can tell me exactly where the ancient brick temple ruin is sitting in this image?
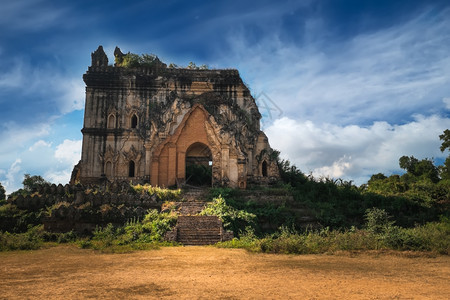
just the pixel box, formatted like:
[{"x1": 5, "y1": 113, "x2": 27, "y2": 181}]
[{"x1": 74, "y1": 46, "x2": 280, "y2": 188}]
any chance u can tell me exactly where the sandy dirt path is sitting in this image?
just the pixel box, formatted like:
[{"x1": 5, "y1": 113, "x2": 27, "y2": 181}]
[{"x1": 0, "y1": 246, "x2": 449, "y2": 299}]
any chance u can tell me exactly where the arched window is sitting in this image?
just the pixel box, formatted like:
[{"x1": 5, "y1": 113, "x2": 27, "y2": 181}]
[
  {"x1": 107, "y1": 114, "x2": 115, "y2": 129},
  {"x1": 262, "y1": 161, "x2": 268, "y2": 177},
  {"x1": 105, "y1": 161, "x2": 112, "y2": 177},
  {"x1": 128, "y1": 160, "x2": 135, "y2": 177},
  {"x1": 131, "y1": 114, "x2": 138, "y2": 129}
]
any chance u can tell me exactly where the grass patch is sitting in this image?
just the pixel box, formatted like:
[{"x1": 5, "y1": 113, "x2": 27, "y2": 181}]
[
  {"x1": 131, "y1": 184, "x2": 181, "y2": 201},
  {"x1": 0, "y1": 225, "x2": 44, "y2": 251}
]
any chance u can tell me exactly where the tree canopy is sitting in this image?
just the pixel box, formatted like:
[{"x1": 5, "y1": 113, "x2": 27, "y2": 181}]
[
  {"x1": 22, "y1": 174, "x2": 49, "y2": 192},
  {"x1": 0, "y1": 182, "x2": 5, "y2": 201},
  {"x1": 398, "y1": 155, "x2": 439, "y2": 183},
  {"x1": 439, "y1": 129, "x2": 450, "y2": 153}
]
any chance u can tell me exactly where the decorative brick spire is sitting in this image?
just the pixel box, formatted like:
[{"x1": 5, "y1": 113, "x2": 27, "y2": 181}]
[{"x1": 91, "y1": 45, "x2": 108, "y2": 67}]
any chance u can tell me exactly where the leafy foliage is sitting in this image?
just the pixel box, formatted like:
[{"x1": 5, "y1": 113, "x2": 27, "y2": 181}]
[
  {"x1": 439, "y1": 158, "x2": 450, "y2": 180},
  {"x1": 0, "y1": 182, "x2": 5, "y2": 204},
  {"x1": 200, "y1": 195, "x2": 256, "y2": 234},
  {"x1": 83, "y1": 209, "x2": 178, "y2": 251},
  {"x1": 399, "y1": 156, "x2": 439, "y2": 183},
  {"x1": 0, "y1": 225, "x2": 44, "y2": 251},
  {"x1": 277, "y1": 158, "x2": 308, "y2": 187},
  {"x1": 23, "y1": 174, "x2": 49, "y2": 192},
  {"x1": 439, "y1": 129, "x2": 450, "y2": 152},
  {"x1": 276, "y1": 154, "x2": 446, "y2": 229},
  {"x1": 0, "y1": 204, "x2": 45, "y2": 233},
  {"x1": 364, "y1": 208, "x2": 395, "y2": 234},
  {"x1": 8, "y1": 174, "x2": 50, "y2": 198},
  {"x1": 115, "y1": 52, "x2": 163, "y2": 68},
  {"x1": 217, "y1": 218, "x2": 450, "y2": 255},
  {"x1": 186, "y1": 61, "x2": 208, "y2": 70},
  {"x1": 131, "y1": 184, "x2": 181, "y2": 201}
]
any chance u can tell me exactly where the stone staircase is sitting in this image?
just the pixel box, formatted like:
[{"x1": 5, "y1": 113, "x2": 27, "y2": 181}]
[
  {"x1": 175, "y1": 216, "x2": 224, "y2": 245},
  {"x1": 164, "y1": 189, "x2": 233, "y2": 245},
  {"x1": 176, "y1": 201, "x2": 207, "y2": 215},
  {"x1": 181, "y1": 189, "x2": 207, "y2": 202}
]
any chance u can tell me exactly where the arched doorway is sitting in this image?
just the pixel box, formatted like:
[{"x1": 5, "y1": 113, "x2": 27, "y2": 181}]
[
  {"x1": 262, "y1": 161, "x2": 268, "y2": 177},
  {"x1": 185, "y1": 142, "x2": 212, "y2": 186},
  {"x1": 128, "y1": 160, "x2": 135, "y2": 177}
]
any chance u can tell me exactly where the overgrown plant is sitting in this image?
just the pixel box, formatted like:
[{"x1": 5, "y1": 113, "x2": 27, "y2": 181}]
[
  {"x1": 79, "y1": 209, "x2": 178, "y2": 252},
  {"x1": 200, "y1": 195, "x2": 256, "y2": 235},
  {"x1": 131, "y1": 184, "x2": 181, "y2": 201},
  {"x1": 364, "y1": 207, "x2": 395, "y2": 234},
  {"x1": 217, "y1": 218, "x2": 449, "y2": 255}
]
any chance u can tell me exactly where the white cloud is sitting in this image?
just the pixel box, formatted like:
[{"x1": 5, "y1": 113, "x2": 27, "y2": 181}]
[
  {"x1": 0, "y1": 57, "x2": 85, "y2": 115},
  {"x1": 0, "y1": 0, "x2": 68, "y2": 32},
  {"x1": 216, "y1": 6, "x2": 450, "y2": 185},
  {"x1": 1, "y1": 159, "x2": 22, "y2": 194},
  {"x1": 0, "y1": 136, "x2": 82, "y2": 194},
  {"x1": 54, "y1": 139, "x2": 82, "y2": 165},
  {"x1": 28, "y1": 140, "x2": 52, "y2": 151},
  {"x1": 266, "y1": 114, "x2": 450, "y2": 184},
  {"x1": 44, "y1": 170, "x2": 72, "y2": 185},
  {"x1": 444, "y1": 97, "x2": 450, "y2": 110},
  {"x1": 221, "y1": 7, "x2": 450, "y2": 126},
  {"x1": 0, "y1": 122, "x2": 50, "y2": 162},
  {"x1": 314, "y1": 156, "x2": 352, "y2": 179}
]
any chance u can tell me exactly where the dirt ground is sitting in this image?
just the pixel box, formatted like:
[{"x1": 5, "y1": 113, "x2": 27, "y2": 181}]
[{"x1": 0, "y1": 246, "x2": 449, "y2": 299}]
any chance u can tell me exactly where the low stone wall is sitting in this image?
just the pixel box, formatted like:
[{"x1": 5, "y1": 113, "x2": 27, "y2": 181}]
[{"x1": 6, "y1": 182, "x2": 166, "y2": 233}]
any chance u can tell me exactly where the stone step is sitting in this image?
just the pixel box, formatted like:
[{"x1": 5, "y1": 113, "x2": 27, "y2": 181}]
[
  {"x1": 176, "y1": 216, "x2": 220, "y2": 226},
  {"x1": 177, "y1": 239, "x2": 221, "y2": 246},
  {"x1": 178, "y1": 236, "x2": 221, "y2": 241},
  {"x1": 176, "y1": 202, "x2": 207, "y2": 215},
  {"x1": 178, "y1": 227, "x2": 220, "y2": 234},
  {"x1": 181, "y1": 189, "x2": 208, "y2": 202},
  {"x1": 178, "y1": 231, "x2": 220, "y2": 235},
  {"x1": 165, "y1": 215, "x2": 233, "y2": 245}
]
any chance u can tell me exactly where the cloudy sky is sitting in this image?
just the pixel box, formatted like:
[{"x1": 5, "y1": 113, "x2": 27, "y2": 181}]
[{"x1": 1, "y1": 0, "x2": 449, "y2": 194}]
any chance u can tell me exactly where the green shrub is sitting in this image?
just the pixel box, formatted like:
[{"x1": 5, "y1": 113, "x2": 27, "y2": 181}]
[
  {"x1": 365, "y1": 207, "x2": 395, "y2": 234},
  {"x1": 200, "y1": 195, "x2": 256, "y2": 235},
  {"x1": 84, "y1": 209, "x2": 178, "y2": 251},
  {"x1": 216, "y1": 226, "x2": 259, "y2": 251},
  {"x1": 216, "y1": 219, "x2": 449, "y2": 255},
  {"x1": 0, "y1": 225, "x2": 44, "y2": 251},
  {"x1": 381, "y1": 218, "x2": 450, "y2": 254},
  {"x1": 0, "y1": 204, "x2": 45, "y2": 233},
  {"x1": 41, "y1": 230, "x2": 78, "y2": 243},
  {"x1": 131, "y1": 184, "x2": 181, "y2": 201},
  {"x1": 141, "y1": 209, "x2": 178, "y2": 241}
]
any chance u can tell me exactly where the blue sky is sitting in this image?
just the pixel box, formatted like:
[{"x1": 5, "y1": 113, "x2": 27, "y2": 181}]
[{"x1": 1, "y1": 0, "x2": 449, "y2": 193}]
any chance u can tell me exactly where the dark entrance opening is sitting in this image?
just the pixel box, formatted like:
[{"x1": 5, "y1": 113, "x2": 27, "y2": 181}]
[
  {"x1": 129, "y1": 160, "x2": 135, "y2": 177},
  {"x1": 262, "y1": 161, "x2": 268, "y2": 177},
  {"x1": 185, "y1": 142, "x2": 212, "y2": 186},
  {"x1": 131, "y1": 114, "x2": 138, "y2": 128}
]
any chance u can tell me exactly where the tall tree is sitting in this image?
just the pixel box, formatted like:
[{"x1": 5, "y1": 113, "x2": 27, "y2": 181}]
[
  {"x1": 399, "y1": 156, "x2": 439, "y2": 183},
  {"x1": 22, "y1": 174, "x2": 49, "y2": 192},
  {"x1": 438, "y1": 130, "x2": 450, "y2": 180},
  {"x1": 0, "y1": 182, "x2": 5, "y2": 201},
  {"x1": 439, "y1": 129, "x2": 450, "y2": 152}
]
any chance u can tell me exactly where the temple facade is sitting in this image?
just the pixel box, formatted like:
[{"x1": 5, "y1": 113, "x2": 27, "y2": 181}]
[{"x1": 75, "y1": 46, "x2": 279, "y2": 188}]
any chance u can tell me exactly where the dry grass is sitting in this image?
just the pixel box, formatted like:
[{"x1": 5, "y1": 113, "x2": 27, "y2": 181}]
[{"x1": 0, "y1": 245, "x2": 449, "y2": 299}]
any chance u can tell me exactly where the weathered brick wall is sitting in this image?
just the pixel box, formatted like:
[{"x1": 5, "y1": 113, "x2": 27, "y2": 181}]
[{"x1": 78, "y1": 46, "x2": 280, "y2": 189}]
